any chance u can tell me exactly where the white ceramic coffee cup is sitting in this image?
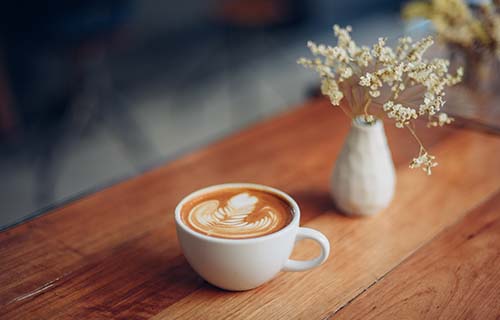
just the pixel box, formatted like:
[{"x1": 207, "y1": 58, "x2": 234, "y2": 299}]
[{"x1": 174, "y1": 183, "x2": 330, "y2": 291}]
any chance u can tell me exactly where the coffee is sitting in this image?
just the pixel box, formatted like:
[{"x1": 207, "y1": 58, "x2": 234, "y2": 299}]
[{"x1": 181, "y1": 187, "x2": 294, "y2": 239}]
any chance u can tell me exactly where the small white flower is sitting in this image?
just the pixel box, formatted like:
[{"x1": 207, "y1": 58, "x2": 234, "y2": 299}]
[
  {"x1": 410, "y1": 152, "x2": 438, "y2": 175},
  {"x1": 428, "y1": 112, "x2": 454, "y2": 127},
  {"x1": 383, "y1": 101, "x2": 394, "y2": 111}
]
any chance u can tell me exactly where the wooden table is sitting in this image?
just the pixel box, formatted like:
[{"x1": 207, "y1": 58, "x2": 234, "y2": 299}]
[{"x1": 1, "y1": 98, "x2": 500, "y2": 319}]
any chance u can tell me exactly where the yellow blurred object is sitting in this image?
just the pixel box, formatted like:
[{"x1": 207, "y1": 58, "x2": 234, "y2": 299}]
[
  {"x1": 470, "y1": 20, "x2": 491, "y2": 45},
  {"x1": 402, "y1": 2, "x2": 432, "y2": 20},
  {"x1": 402, "y1": 0, "x2": 499, "y2": 49}
]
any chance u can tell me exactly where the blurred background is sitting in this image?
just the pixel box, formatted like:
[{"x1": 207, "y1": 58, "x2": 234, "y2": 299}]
[{"x1": 0, "y1": 0, "x2": 405, "y2": 229}]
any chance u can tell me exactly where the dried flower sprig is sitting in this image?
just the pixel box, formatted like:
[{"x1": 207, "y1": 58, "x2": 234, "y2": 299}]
[
  {"x1": 403, "y1": 0, "x2": 500, "y2": 59},
  {"x1": 298, "y1": 25, "x2": 463, "y2": 174}
]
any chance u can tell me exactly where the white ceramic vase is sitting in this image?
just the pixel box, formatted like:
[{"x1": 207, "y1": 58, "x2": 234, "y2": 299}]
[{"x1": 330, "y1": 117, "x2": 396, "y2": 216}]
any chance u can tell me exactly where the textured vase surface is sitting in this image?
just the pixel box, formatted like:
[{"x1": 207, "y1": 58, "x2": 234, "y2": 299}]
[{"x1": 331, "y1": 117, "x2": 396, "y2": 216}]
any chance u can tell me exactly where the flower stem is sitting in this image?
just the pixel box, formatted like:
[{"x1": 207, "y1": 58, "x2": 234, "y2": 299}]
[
  {"x1": 405, "y1": 123, "x2": 427, "y2": 154},
  {"x1": 363, "y1": 97, "x2": 372, "y2": 120},
  {"x1": 351, "y1": 86, "x2": 359, "y2": 114},
  {"x1": 338, "y1": 100, "x2": 354, "y2": 120}
]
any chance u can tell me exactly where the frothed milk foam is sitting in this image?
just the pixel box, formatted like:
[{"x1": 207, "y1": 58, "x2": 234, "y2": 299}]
[{"x1": 181, "y1": 187, "x2": 293, "y2": 239}]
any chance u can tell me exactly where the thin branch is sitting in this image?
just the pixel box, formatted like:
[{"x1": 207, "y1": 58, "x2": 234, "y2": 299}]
[
  {"x1": 405, "y1": 123, "x2": 427, "y2": 154},
  {"x1": 351, "y1": 86, "x2": 360, "y2": 115},
  {"x1": 362, "y1": 97, "x2": 372, "y2": 119},
  {"x1": 337, "y1": 100, "x2": 354, "y2": 120}
]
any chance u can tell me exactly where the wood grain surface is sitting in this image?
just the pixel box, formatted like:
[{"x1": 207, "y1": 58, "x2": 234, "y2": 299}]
[
  {"x1": 0, "y1": 98, "x2": 499, "y2": 319},
  {"x1": 333, "y1": 193, "x2": 500, "y2": 320}
]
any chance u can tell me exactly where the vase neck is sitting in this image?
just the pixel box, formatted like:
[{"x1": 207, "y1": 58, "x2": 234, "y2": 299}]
[{"x1": 352, "y1": 116, "x2": 382, "y2": 132}]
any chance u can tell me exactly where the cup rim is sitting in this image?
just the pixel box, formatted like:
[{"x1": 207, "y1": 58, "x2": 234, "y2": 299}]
[{"x1": 174, "y1": 183, "x2": 300, "y2": 244}]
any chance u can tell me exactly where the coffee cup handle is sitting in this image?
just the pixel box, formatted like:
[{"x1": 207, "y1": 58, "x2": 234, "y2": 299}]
[{"x1": 282, "y1": 227, "x2": 330, "y2": 272}]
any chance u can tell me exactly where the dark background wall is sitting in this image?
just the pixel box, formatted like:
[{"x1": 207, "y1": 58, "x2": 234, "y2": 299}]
[{"x1": 0, "y1": 0, "x2": 405, "y2": 229}]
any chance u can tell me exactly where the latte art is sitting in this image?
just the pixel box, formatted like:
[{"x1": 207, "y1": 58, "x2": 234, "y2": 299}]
[
  {"x1": 189, "y1": 193, "x2": 280, "y2": 238},
  {"x1": 181, "y1": 188, "x2": 293, "y2": 239}
]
